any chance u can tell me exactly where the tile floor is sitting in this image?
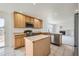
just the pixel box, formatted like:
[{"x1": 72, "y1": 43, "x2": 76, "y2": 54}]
[
  {"x1": 49, "y1": 44, "x2": 74, "y2": 56},
  {"x1": 0, "y1": 44, "x2": 74, "y2": 56},
  {"x1": 14, "y1": 44, "x2": 74, "y2": 56}
]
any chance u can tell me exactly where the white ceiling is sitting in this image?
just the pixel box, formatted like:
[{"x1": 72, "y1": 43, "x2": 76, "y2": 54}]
[{"x1": 0, "y1": 3, "x2": 78, "y2": 24}]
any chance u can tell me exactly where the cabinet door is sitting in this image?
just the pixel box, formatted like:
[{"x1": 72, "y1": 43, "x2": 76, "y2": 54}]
[
  {"x1": 14, "y1": 13, "x2": 26, "y2": 28},
  {"x1": 25, "y1": 16, "x2": 31, "y2": 23},
  {"x1": 15, "y1": 36, "x2": 22, "y2": 48},
  {"x1": 34, "y1": 19, "x2": 39, "y2": 28},
  {"x1": 34, "y1": 19, "x2": 42, "y2": 28},
  {"x1": 15, "y1": 35, "x2": 25, "y2": 49},
  {"x1": 37, "y1": 20, "x2": 42, "y2": 28},
  {"x1": 30, "y1": 17, "x2": 34, "y2": 24},
  {"x1": 21, "y1": 37, "x2": 25, "y2": 46},
  {"x1": 33, "y1": 37, "x2": 50, "y2": 56}
]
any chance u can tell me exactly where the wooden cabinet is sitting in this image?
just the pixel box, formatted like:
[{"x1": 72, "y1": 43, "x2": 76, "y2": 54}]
[
  {"x1": 25, "y1": 16, "x2": 31, "y2": 23},
  {"x1": 14, "y1": 12, "x2": 43, "y2": 28},
  {"x1": 14, "y1": 12, "x2": 26, "y2": 28},
  {"x1": 25, "y1": 16, "x2": 34, "y2": 24},
  {"x1": 15, "y1": 35, "x2": 25, "y2": 49},
  {"x1": 34, "y1": 19, "x2": 42, "y2": 28},
  {"x1": 33, "y1": 37, "x2": 50, "y2": 56},
  {"x1": 30, "y1": 17, "x2": 34, "y2": 24},
  {"x1": 25, "y1": 36, "x2": 50, "y2": 56},
  {"x1": 21, "y1": 36, "x2": 25, "y2": 47}
]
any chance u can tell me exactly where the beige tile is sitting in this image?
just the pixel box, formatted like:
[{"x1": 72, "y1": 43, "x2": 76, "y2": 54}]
[
  {"x1": 63, "y1": 45, "x2": 74, "y2": 56},
  {"x1": 0, "y1": 44, "x2": 74, "y2": 56}
]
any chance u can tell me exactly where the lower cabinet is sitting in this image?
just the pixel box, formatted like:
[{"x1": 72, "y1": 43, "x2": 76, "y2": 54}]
[{"x1": 15, "y1": 35, "x2": 25, "y2": 49}]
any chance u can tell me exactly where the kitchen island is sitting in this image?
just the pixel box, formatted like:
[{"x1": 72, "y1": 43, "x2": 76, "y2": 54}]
[{"x1": 24, "y1": 34, "x2": 51, "y2": 56}]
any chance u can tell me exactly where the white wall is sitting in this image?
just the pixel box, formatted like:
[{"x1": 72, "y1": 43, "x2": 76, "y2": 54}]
[
  {"x1": 59, "y1": 20, "x2": 74, "y2": 36},
  {"x1": 0, "y1": 11, "x2": 14, "y2": 55},
  {"x1": 58, "y1": 16, "x2": 74, "y2": 36}
]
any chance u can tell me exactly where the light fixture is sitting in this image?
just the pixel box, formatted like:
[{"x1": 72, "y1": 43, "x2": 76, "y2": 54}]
[
  {"x1": 75, "y1": 9, "x2": 79, "y2": 13},
  {"x1": 33, "y1": 3, "x2": 36, "y2": 5}
]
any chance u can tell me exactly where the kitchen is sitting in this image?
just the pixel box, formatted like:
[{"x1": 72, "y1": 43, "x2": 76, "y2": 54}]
[
  {"x1": 14, "y1": 11, "x2": 62, "y2": 56},
  {"x1": 0, "y1": 3, "x2": 76, "y2": 56}
]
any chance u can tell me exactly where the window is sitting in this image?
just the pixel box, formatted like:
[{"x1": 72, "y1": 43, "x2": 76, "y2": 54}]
[{"x1": 0, "y1": 18, "x2": 4, "y2": 27}]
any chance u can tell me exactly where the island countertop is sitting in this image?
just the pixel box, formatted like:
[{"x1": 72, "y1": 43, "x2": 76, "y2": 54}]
[{"x1": 24, "y1": 34, "x2": 50, "y2": 42}]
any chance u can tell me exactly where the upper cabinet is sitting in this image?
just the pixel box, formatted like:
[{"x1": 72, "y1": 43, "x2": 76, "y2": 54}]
[
  {"x1": 25, "y1": 16, "x2": 34, "y2": 24},
  {"x1": 14, "y1": 12, "x2": 43, "y2": 29},
  {"x1": 33, "y1": 19, "x2": 43, "y2": 28},
  {"x1": 14, "y1": 12, "x2": 26, "y2": 28}
]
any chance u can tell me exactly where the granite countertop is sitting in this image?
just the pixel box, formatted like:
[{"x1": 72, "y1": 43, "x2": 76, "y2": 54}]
[
  {"x1": 14, "y1": 32, "x2": 62, "y2": 36},
  {"x1": 50, "y1": 33, "x2": 62, "y2": 35},
  {"x1": 24, "y1": 34, "x2": 50, "y2": 42}
]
